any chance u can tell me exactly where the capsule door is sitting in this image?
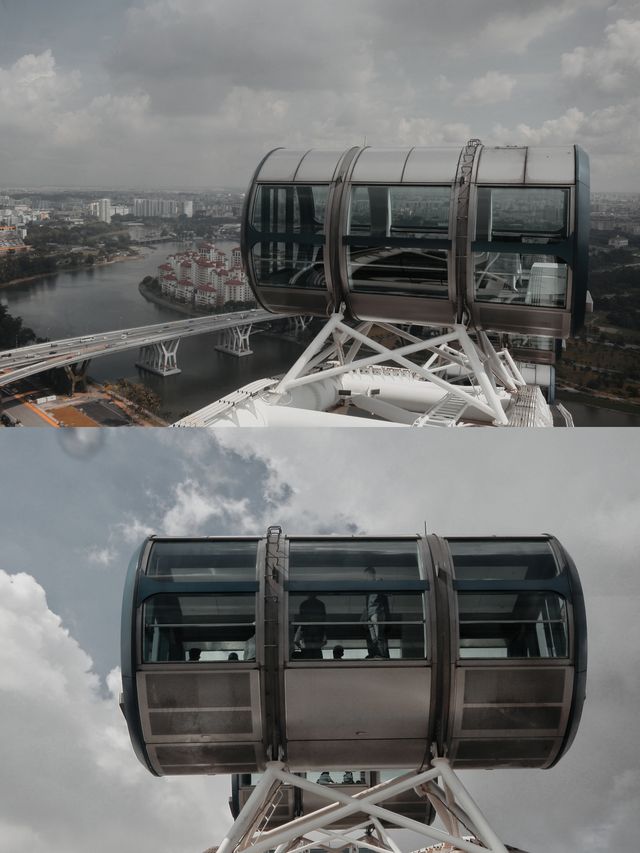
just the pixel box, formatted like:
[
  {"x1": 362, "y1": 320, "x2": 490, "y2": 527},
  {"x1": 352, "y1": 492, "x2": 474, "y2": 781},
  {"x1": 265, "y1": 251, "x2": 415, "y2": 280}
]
[
  {"x1": 467, "y1": 145, "x2": 590, "y2": 338},
  {"x1": 337, "y1": 148, "x2": 459, "y2": 327},
  {"x1": 123, "y1": 538, "x2": 268, "y2": 776},
  {"x1": 281, "y1": 538, "x2": 436, "y2": 771},
  {"x1": 440, "y1": 536, "x2": 586, "y2": 769},
  {"x1": 242, "y1": 149, "x2": 352, "y2": 316}
]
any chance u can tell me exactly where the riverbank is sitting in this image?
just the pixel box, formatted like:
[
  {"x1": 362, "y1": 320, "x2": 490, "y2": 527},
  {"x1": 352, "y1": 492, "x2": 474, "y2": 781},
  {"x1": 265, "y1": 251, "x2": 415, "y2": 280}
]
[
  {"x1": 0, "y1": 251, "x2": 145, "y2": 291},
  {"x1": 138, "y1": 280, "x2": 200, "y2": 317},
  {"x1": 556, "y1": 387, "x2": 640, "y2": 416}
]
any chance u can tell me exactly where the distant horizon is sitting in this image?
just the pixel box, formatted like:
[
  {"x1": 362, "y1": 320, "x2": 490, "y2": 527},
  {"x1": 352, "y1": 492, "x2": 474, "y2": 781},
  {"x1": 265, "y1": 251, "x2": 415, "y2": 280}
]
[{"x1": 1, "y1": 183, "x2": 639, "y2": 198}]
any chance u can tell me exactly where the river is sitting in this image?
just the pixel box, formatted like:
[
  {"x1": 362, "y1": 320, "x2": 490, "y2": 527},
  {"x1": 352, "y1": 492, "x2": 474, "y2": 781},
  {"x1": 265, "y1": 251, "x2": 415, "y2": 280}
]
[
  {"x1": 3, "y1": 244, "x2": 638, "y2": 425},
  {"x1": 1, "y1": 242, "x2": 306, "y2": 422}
]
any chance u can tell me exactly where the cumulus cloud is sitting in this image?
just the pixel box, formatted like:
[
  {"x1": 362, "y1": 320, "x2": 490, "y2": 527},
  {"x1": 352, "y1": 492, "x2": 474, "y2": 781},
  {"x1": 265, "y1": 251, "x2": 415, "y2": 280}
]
[
  {"x1": 86, "y1": 546, "x2": 117, "y2": 568},
  {"x1": 0, "y1": 570, "x2": 230, "y2": 853},
  {"x1": 458, "y1": 71, "x2": 516, "y2": 105},
  {"x1": 562, "y1": 18, "x2": 640, "y2": 92},
  {"x1": 161, "y1": 478, "x2": 252, "y2": 535}
]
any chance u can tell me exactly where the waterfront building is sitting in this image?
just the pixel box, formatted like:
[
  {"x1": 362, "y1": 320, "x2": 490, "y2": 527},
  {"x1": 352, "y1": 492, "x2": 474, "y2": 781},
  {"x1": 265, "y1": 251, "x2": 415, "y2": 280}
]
[
  {"x1": 175, "y1": 278, "x2": 194, "y2": 302},
  {"x1": 0, "y1": 225, "x2": 29, "y2": 254},
  {"x1": 195, "y1": 283, "x2": 217, "y2": 308},
  {"x1": 222, "y1": 276, "x2": 252, "y2": 304}
]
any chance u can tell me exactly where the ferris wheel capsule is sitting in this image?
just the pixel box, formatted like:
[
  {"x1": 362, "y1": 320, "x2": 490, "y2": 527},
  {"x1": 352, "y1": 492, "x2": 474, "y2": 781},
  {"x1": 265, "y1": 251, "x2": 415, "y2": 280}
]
[{"x1": 242, "y1": 143, "x2": 589, "y2": 339}]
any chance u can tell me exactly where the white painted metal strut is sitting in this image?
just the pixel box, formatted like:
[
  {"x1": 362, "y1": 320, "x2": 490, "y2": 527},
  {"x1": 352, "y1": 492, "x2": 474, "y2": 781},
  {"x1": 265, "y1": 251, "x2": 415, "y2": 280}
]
[
  {"x1": 216, "y1": 761, "x2": 509, "y2": 853},
  {"x1": 272, "y1": 310, "x2": 514, "y2": 425}
]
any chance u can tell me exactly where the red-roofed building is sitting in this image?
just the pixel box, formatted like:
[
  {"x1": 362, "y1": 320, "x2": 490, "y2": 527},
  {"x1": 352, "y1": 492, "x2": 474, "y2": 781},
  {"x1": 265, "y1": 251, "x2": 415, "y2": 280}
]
[
  {"x1": 221, "y1": 276, "x2": 252, "y2": 304},
  {"x1": 195, "y1": 283, "x2": 217, "y2": 308},
  {"x1": 176, "y1": 278, "x2": 194, "y2": 302},
  {"x1": 161, "y1": 273, "x2": 178, "y2": 298}
]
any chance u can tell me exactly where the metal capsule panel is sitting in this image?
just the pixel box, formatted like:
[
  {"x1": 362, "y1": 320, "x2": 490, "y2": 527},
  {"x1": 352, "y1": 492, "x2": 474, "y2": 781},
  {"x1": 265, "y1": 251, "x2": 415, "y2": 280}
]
[
  {"x1": 242, "y1": 144, "x2": 589, "y2": 339},
  {"x1": 120, "y1": 532, "x2": 586, "y2": 776}
]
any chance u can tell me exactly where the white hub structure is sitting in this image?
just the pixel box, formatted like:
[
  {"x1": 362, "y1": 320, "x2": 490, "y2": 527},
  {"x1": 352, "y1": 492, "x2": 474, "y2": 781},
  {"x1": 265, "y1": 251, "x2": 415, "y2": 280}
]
[{"x1": 174, "y1": 310, "x2": 553, "y2": 428}]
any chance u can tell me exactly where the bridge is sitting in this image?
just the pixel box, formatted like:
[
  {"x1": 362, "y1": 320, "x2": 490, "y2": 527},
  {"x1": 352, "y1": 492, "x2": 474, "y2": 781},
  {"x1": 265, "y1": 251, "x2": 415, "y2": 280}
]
[{"x1": 0, "y1": 308, "x2": 292, "y2": 390}]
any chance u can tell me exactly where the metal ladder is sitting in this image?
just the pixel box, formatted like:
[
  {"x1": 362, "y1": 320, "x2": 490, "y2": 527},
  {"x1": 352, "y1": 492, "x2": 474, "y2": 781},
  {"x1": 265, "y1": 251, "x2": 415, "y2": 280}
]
[{"x1": 413, "y1": 392, "x2": 469, "y2": 427}]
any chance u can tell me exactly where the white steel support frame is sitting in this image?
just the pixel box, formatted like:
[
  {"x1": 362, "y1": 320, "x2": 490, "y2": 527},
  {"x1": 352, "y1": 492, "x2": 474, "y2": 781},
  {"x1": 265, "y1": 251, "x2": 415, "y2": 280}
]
[
  {"x1": 272, "y1": 309, "x2": 525, "y2": 426},
  {"x1": 216, "y1": 760, "x2": 509, "y2": 853}
]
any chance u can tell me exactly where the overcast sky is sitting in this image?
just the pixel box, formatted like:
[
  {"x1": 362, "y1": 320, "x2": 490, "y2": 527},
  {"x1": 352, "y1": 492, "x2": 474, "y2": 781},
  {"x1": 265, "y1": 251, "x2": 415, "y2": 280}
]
[
  {"x1": 1, "y1": 0, "x2": 640, "y2": 190},
  {"x1": 1, "y1": 428, "x2": 639, "y2": 853}
]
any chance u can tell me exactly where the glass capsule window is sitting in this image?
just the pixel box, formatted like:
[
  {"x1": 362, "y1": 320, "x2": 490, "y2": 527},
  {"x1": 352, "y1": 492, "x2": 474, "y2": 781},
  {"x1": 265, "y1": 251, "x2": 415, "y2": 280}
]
[
  {"x1": 347, "y1": 246, "x2": 449, "y2": 298},
  {"x1": 251, "y1": 185, "x2": 329, "y2": 235},
  {"x1": 473, "y1": 253, "x2": 568, "y2": 307},
  {"x1": 346, "y1": 186, "x2": 450, "y2": 299},
  {"x1": 475, "y1": 188, "x2": 570, "y2": 243},
  {"x1": 457, "y1": 592, "x2": 568, "y2": 659},
  {"x1": 143, "y1": 594, "x2": 256, "y2": 662},
  {"x1": 348, "y1": 186, "x2": 451, "y2": 238},
  {"x1": 288, "y1": 591, "x2": 426, "y2": 660},
  {"x1": 506, "y1": 334, "x2": 555, "y2": 352},
  {"x1": 251, "y1": 241, "x2": 325, "y2": 289},
  {"x1": 288, "y1": 540, "x2": 421, "y2": 582},
  {"x1": 145, "y1": 540, "x2": 258, "y2": 581},
  {"x1": 473, "y1": 187, "x2": 570, "y2": 308},
  {"x1": 448, "y1": 539, "x2": 560, "y2": 581}
]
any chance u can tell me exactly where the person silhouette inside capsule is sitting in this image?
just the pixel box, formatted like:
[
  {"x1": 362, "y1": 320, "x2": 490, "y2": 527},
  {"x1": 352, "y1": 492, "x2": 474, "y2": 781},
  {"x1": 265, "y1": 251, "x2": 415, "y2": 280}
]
[
  {"x1": 294, "y1": 593, "x2": 327, "y2": 660},
  {"x1": 362, "y1": 566, "x2": 390, "y2": 658},
  {"x1": 188, "y1": 647, "x2": 201, "y2": 661}
]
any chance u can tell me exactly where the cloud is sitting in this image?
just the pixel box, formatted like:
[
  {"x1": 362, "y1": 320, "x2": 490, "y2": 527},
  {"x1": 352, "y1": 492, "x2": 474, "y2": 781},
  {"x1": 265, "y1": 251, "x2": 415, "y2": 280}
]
[
  {"x1": 160, "y1": 478, "x2": 252, "y2": 535},
  {"x1": 458, "y1": 71, "x2": 516, "y2": 105},
  {"x1": 0, "y1": 569, "x2": 231, "y2": 853},
  {"x1": 86, "y1": 546, "x2": 117, "y2": 568},
  {"x1": 562, "y1": 18, "x2": 640, "y2": 92}
]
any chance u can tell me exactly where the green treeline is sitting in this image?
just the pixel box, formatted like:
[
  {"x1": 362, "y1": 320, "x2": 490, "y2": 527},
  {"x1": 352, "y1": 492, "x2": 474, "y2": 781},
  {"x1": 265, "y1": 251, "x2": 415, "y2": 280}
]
[
  {"x1": 26, "y1": 221, "x2": 131, "y2": 250},
  {"x1": 0, "y1": 251, "x2": 57, "y2": 285},
  {"x1": 0, "y1": 303, "x2": 39, "y2": 349}
]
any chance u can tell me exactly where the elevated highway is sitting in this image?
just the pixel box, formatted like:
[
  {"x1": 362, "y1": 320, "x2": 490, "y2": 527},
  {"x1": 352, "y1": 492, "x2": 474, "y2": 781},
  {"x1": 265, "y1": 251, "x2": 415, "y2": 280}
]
[{"x1": 0, "y1": 308, "x2": 289, "y2": 387}]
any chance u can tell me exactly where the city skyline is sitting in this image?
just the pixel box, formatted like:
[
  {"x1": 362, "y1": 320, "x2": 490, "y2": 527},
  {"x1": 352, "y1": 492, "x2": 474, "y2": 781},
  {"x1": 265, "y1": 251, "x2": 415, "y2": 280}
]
[{"x1": 1, "y1": 1, "x2": 640, "y2": 191}]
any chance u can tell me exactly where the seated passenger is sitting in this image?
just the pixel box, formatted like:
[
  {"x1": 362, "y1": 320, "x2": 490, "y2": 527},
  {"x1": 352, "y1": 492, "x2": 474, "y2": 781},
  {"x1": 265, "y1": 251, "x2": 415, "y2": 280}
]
[
  {"x1": 333, "y1": 644, "x2": 344, "y2": 660},
  {"x1": 188, "y1": 647, "x2": 201, "y2": 661}
]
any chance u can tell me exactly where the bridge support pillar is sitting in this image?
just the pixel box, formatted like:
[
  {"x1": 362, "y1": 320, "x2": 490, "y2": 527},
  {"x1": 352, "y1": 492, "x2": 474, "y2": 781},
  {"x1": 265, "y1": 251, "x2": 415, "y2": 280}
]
[
  {"x1": 215, "y1": 324, "x2": 253, "y2": 357},
  {"x1": 63, "y1": 360, "x2": 91, "y2": 394},
  {"x1": 135, "y1": 339, "x2": 181, "y2": 376},
  {"x1": 287, "y1": 315, "x2": 311, "y2": 335}
]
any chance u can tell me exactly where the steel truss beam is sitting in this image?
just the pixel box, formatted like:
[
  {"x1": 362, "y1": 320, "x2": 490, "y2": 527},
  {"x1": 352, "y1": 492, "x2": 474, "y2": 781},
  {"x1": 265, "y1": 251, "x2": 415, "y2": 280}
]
[
  {"x1": 216, "y1": 761, "x2": 509, "y2": 853},
  {"x1": 272, "y1": 309, "x2": 524, "y2": 426}
]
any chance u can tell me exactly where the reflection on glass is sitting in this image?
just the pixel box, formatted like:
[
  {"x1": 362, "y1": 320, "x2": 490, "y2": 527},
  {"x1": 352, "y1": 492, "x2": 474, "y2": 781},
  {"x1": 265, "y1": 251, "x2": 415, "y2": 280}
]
[
  {"x1": 449, "y1": 539, "x2": 559, "y2": 581},
  {"x1": 474, "y1": 254, "x2": 567, "y2": 307},
  {"x1": 458, "y1": 592, "x2": 567, "y2": 658},
  {"x1": 146, "y1": 540, "x2": 258, "y2": 580},
  {"x1": 288, "y1": 591, "x2": 425, "y2": 660},
  {"x1": 252, "y1": 243, "x2": 325, "y2": 289},
  {"x1": 289, "y1": 540, "x2": 421, "y2": 581},
  {"x1": 348, "y1": 246, "x2": 449, "y2": 297},
  {"x1": 252, "y1": 185, "x2": 329, "y2": 234},
  {"x1": 506, "y1": 334, "x2": 555, "y2": 352},
  {"x1": 349, "y1": 186, "x2": 450, "y2": 238},
  {"x1": 143, "y1": 594, "x2": 256, "y2": 662},
  {"x1": 475, "y1": 188, "x2": 569, "y2": 242}
]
